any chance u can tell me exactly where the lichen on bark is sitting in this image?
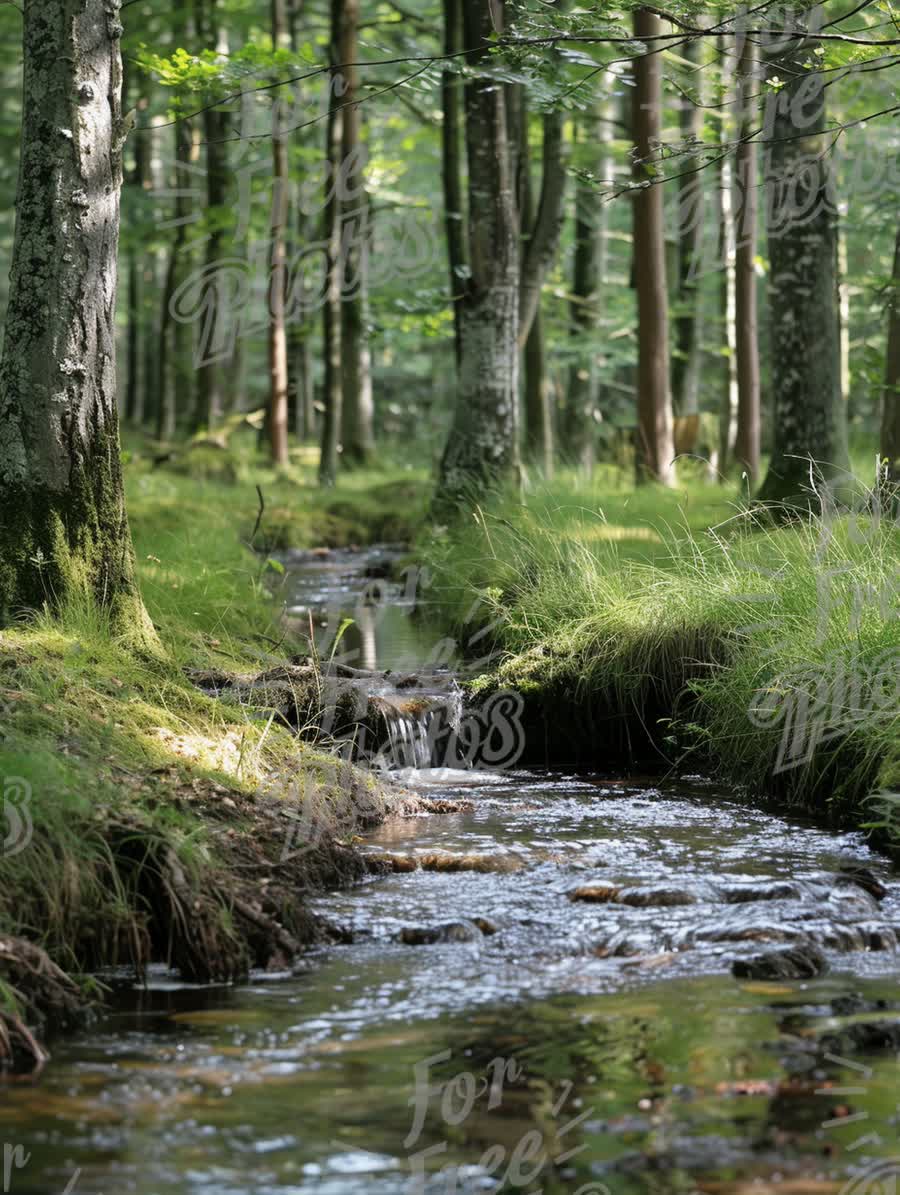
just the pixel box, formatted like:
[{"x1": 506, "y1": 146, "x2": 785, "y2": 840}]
[
  {"x1": 0, "y1": 0, "x2": 156, "y2": 647},
  {"x1": 756, "y1": 39, "x2": 850, "y2": 510},
  {"x1": 434, "y1": 0, "x2": 521, "y2": 518}
]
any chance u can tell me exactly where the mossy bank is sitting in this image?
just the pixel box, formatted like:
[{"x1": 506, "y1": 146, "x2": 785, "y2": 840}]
[
  {"x1": 0, "y1": 449, "x2": 432, "y2": 1070},
  {"x1": 423, "y1": 468, "x2": 900, "y2": 851}
]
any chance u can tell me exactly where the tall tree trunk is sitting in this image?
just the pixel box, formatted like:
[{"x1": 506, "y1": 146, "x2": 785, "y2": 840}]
[
  {"x1": 340, "y1": 15, "x2": 375, "y2": 468},
  {"x1": 125, "y1": 89, "x2": 154, "y2": 428},
  {"x1": 123, "y1": 61, "x2": 150, "y2": 425},
  {"x1": 672, "y1": 40, "x2": 704, "y2": 417},
  {"x1": 434, "y1": 0, "x2": 520, "y2": 515},
  {"x1": 524, "y1": 311, "x2": 554, "y2": 477},
  {"x1": 319, "y1": 0, "x2": 345, "y2": 485},
  {"x1": 142, "y1": 248, "x2": 164, "y2": 433},
  {"x1": 157, "y1": 114, "x2": 194, "y2": 443},
  {"x1": 0, "y1": 0, "x2": 154, "y2": 646},
  {"x1": 632, "y1": 9, "x2": 676, "y2": 486},
  {"x1": 757, "y1": 38, "x2": 849, "y2": 507},
  {"x1": 299, "y1": 335, "x2": 316, "y2": 439},
  {"x1": 881, "y1": 225, "x2": 900, "y2": 483},
  {"x1": 566, "y1": 95, "x2": 610, "y2": 474},
  {"x1": 125, "y1": 254, "x2": 143, "y2": 423},
  {"x1": 717, "y1": 156, "x2": 739, "y2": 472},
  {"x1": 192, "y1": 0, "x2": 227, "y2": 434},
  {"x1": 733, "y1": 36, "x2": 760, "y2": 483},
  {"x1": 518, "y1": 108, "x2": 566, "y2": 351},
  {"x1": 514, "y1": 92, "x2": 562, "y2": 475},
  {"x1": 441, "y1": 0, "x2": 467, "y2": 365},
  {"x1": 225, "y1": 334, "x2": 244, "y2": 415},
  {"x1": 837, "y1": 211, "x2": 851, "y2": 409},
  {"x1": 268, "y1": 0, "x2": 291, "y2": 467},
  {"x1": 285, "y1": 10, "x2": 316, "y2": 445}
]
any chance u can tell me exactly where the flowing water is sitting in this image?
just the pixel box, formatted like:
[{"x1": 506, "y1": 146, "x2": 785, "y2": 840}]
[{"x1": 2, "y1": 549, "x2": 899, "y2": 1195}]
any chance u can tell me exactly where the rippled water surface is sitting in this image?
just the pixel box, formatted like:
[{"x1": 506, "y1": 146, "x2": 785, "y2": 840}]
[{"x1": 2, "y1": 552, "x2": 898, "y2": 1195}]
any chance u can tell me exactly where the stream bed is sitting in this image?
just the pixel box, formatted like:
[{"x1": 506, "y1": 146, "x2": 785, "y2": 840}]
[{"x1": 1, "y1": 548, "x2": 898, "y2": 1195}]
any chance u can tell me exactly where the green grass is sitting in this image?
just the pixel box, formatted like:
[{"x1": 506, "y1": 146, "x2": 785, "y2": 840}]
[
  {"x1": 422, "y1": 463, "x2": 900, "y2": 844},
  {"x1": 0, "y1": 447, "x2": 421, "y2": 1051}
]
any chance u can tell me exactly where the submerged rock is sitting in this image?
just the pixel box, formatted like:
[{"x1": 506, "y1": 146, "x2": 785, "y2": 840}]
[
  {"x1": 399, "y1": 922, "x2": 480, "y2": 945},
  {"x1": 570, "y1": 884, "x2": 696, "y2": 907},
  {"x1": 616, "y1": 885, "x2": 697, "y2": 908},
  {"x1": 719, "y1": 881, "x2": 801, "y2": 904},
  {"x1": 694, "y1": 922, "x2": 805, "y2": 946},
  {"x1": 472, "y1": 917, "x2": 499, "y2": 936},
  {"x1": 595, "y1": 929, "x2": 662, "y2": 958},
  {"x1": 415, "y1": 797, "x2": 476, "y2": 814},
  {"x1": 570, "y1": 885, "x2": 621, "y2": 903},
  {"x1": 818, "y1": 1020, "x2": 900, "y2": 1057},
  {"x1": 732, "y1": 941, "x2": 829, "y2": 980},
  {"x1": 830, "y1": 992, "x2": 893, "y2": 1016},
  {"x1": 365, "y1": 852, "x2": 418, "y2": 874},
  {"x1": 417, "y1": 852, "x2": 524, "y2": 874},
  {"x1": 835, "y1": 864, "x2": 888, "y2": 902}
]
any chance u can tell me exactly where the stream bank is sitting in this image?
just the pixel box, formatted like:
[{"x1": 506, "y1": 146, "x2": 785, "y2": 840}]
[
  {"x1": 421, "y1": 484, "x2": 900, "y2": 850},
  {"x1": 0, "y1": 464, "x2": 431, "y2": 1071},
  {"x1": 2, "y1": 535, "x2": 900, "y2": 1193}
]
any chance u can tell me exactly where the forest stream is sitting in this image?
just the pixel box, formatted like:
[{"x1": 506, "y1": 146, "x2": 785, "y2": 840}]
[{"x1": 1, "y1": 549, "x2": 898, "y2": 1195}]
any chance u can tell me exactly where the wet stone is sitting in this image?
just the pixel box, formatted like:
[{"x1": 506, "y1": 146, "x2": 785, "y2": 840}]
[
  {"x1": 818, "y1": 1020, "x2": 900, "y2": 1057},
  {"x1": 570, "y1": 884, "x2": 697, "y2": 907},
  {"x1": 472, "y1": 917, "x2": 499, "y2": 936},
  {"x1": 831, "y1": 992, "x2": 894, "y2": 1016},
  {"x1": 570, "y1": 885, "x2": 621, "y2": 903},
  {"x1": 691, "y1": 922, "x2": 806, "y2": 946},
  {"x1": 718, "y1": 881, "x2": 801, "y2": 904},
  {"x1": 732, "y1": 941, "x2": 829, "y2": 981},
  {"x1": 615, "y1": 885, "x2": 698, "y2": 908},
  {"x1": 399, "y1": 922, "x2": 481, "y2": 945},
  {"x1": 836, "y1": 864, "x2": 889, "y2": 902}
]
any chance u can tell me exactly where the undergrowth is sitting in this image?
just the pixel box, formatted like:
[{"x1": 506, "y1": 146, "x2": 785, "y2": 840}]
[{"x1": 423, "y1": 465, "x2": 899, "y2": 844}]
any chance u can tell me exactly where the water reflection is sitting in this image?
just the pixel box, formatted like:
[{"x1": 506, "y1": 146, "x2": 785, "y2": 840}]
[
  {"x1": 280, "y1": 547, "x2": 441, "y2": 675},
  {"x1": 1, "y1": 772, "x2": 898, "y2": 1194},
  {"x1": 2, "y1": 548, "x2": 899, "y2": 1194}
]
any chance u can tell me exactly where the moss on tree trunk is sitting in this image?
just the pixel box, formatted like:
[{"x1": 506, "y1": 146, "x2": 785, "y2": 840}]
[
  {"x1": 435, "y1": 0, "x2": 520, "y2": 516},
  {"x1": 756, "y1": 38, "x2": 850, "y2": 510},
  {"x1": 0, "y1": 0, "x2": 155, "y2": 645}
]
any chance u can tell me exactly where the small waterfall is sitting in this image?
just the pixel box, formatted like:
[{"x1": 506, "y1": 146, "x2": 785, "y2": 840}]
[{"x1": 371, "y1": 689, "x2": 463, "y2": 772}]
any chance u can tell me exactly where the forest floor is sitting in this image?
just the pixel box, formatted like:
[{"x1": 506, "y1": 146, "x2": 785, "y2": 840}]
[
  {"x1": 422, "y1": 463, "x2": 900, "y2": 850},
  {"x1": 0, "y1": 440, "x2": 433, "y2": 1069}
]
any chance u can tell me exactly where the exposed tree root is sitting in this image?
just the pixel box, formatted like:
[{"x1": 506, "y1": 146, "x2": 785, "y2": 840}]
[{"x1": 0, "y1": 936, "x2": 86, "y2": 1071}]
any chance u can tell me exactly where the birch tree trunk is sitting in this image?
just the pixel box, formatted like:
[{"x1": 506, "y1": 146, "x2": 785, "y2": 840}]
[
  {"x1": 632, "y1": 8, "x2": 676, "y2": 486},
  {"x1": 0, "y1": 0, "x2": 154, "y2": 645},
  {"x1": 434, "y1": 0, "x2": 520, "y2": 515},
  {"x1": 757, "y1": 39, "x2": 849, "y2": 507}
]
